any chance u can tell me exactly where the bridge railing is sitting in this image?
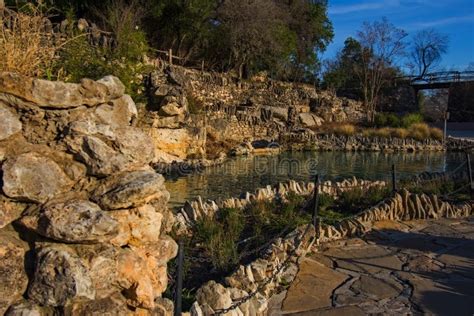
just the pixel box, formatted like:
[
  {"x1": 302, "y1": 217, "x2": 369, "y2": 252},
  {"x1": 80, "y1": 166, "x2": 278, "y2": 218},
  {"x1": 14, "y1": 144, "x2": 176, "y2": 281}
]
[{"x1": 397, "y1": 71, "x2": 474, "y2": 86}]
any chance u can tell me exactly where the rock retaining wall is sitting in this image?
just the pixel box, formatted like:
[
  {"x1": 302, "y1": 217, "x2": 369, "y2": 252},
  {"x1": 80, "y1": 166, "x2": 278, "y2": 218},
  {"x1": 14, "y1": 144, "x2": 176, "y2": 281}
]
[{"x1": 0, "y1": 73, "x2": 178, "y2": 314}]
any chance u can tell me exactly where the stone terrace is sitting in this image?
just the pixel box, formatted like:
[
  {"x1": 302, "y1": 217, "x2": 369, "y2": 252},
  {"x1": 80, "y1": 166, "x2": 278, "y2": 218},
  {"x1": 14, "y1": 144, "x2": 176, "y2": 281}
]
[{"x1": 269, "y1": 216, "x2": 474, "y2": 315}]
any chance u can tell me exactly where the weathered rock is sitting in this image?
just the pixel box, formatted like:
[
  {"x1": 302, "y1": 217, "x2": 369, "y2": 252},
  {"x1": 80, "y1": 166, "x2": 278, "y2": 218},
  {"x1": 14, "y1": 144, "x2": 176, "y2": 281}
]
[
  {"x1": 148, "y1": 128, "x2": 204, "y2": 160},
  {"x1": 117, "y1": 248, "x2": 165, "y2": 308},
  {"x1": 0, "y1": 230, "x2": 28, "y2": 315},
  {"x1": 0, "y1": 102, "x2": 22, "y2": 140},
  {"x1": 67, "y1": 135, "x2": 133, "y2": 177},
  {"x1": 92, "y1": 170, "x2": 166, "y2": 210},
  {"x1": 21, "y1": 199, "x2": 119, "y2": 244},
  {"x1": 153, "y1": 297, "x2": 174, "y2": 316},
  {"x1": 2, "y1": 152, "x2": 73, "y2": 203},
  {"x1": 5, "y1": 299, "x2": 53, "y2": 316},
  {"x1": 109, "y1": 205, "x2": 164, "y2": 246},
  {"x1": 0, "y1": 196, "x2": 27, "y2": 229},
  {"x1": 95, "y1": 95, "x2": 137, "y2": 127},
  {"x1": 159, "y1": 102, "x2": 185, "y2": 117},
  {"x1": 66, "y1": 126, "x2": 155, "y2": 177},
  {"x1": 196, "y1": 281, "x2": 233, "y2": 312},
  {"x1": 28, "y1": 245, "x2": 95, "y2": 306},
  {"x1": 298, "y1": 112, "x2": 323, "y2": 128},
  {"x1": 0, "y1": 72, "x2": 125, "y2": 108},
  {"x1": 67, "y1": 293, "x2": 132, "y2": 315}
]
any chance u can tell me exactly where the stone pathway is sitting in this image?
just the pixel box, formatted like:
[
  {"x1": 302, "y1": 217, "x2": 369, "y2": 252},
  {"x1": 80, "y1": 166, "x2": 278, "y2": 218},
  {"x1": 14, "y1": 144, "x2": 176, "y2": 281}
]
[{"x1": 269, "y1": 217, "x2": 474, "y2": 315}]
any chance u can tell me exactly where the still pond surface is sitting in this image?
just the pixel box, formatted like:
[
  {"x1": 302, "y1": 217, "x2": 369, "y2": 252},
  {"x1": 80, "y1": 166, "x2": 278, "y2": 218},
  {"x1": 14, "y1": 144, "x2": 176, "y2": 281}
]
[{"x1": 165, "y1": 151, "x2": 466, "y2": 208}]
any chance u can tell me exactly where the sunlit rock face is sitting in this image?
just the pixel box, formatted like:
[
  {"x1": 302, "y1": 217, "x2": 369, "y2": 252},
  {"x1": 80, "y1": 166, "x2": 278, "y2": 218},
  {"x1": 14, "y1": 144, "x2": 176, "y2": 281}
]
[{"x1": 0, "y1": 73, "x2": 177, "y2": 314}]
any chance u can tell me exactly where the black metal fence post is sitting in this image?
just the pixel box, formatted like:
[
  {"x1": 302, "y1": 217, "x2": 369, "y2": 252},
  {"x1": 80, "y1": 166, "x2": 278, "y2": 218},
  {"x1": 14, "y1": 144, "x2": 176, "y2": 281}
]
[
  {"x1": 312, "y1": 174, "x2": 320, "y2": 240},
  {"x1": 392, "y1": 164, "x2": 397, "y2": 195},
  {"x1": 466, "y1": 152, "x2": 473, "y2": 199},
  {"x1": 174, "y1": 241, "x2": 184, "y2": 316}
]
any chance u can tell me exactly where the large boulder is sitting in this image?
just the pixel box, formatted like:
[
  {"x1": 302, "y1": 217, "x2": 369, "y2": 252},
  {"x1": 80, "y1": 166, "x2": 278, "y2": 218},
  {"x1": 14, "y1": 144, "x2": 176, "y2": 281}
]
[
  {"x1": 116, "y1": 248, "x2": 168, "y2": 308},
  {"x1": 0, "y1": 230, "x2": 29, "y2": 315},
  {"x1": 0, "y1": 102, "x2": 22, "y2": 141},
  {"x1": 196, "y1": 281, "x2": 233, "y2": 312},
  {"x1": 92, "y1": 170, "x2": 166, "y2": 210},
  {"x1": 28, "y1": 245, "x2": 95, "y2": 306},
  {"x1": 2, "y1": 152, "x2": 73, "y2": 203},
  {"x1": 66, "y1": 125, "x2": 155, "y2": 177},
  {"x1": 95, "y1": 95, "x2": 138, "y2": 127},
  {"x1": 20, "y1": 199, "x2": 119, "y2": 244},
  {"x1": 109, "y1": 205, "x2": 164, "y2": 247},
  {"x1": 0, "y1": 73, "x2": 124, "y2": 108},
  {"x1": 299, "y1": 112, "x2": 323, "y2": 128}
]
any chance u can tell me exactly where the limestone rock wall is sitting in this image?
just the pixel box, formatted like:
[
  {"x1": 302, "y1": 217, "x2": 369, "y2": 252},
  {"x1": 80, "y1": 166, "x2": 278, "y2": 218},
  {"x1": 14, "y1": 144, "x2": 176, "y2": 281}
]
[{"x1": 0, "y1": 72, "x2": 177, "y2": 315}]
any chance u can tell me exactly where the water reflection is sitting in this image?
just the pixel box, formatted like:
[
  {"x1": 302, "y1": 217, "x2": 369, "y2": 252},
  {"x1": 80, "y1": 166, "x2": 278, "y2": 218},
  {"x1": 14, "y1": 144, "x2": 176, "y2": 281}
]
[{"x1": 165, "y1": 151, "x2": 465, "y2": 208}]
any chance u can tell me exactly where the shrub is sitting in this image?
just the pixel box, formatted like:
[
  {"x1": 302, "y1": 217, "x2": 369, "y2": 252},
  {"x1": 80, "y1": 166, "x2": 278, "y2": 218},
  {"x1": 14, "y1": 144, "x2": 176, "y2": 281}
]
[
  {"x1": 374, "y1": 113, "x2": 387, "y2": 127},
  {"x1": 386, "y1": 114, "x2": 401, "y2": 128},
  {"x1": 372, "y1": 127, "x2": 392, "y2": 138},
  {"x1": 0, "y1": 5, "x2": 64, "y2": 77},
  {"x1": 429, "y1": 127, "x2": 443, "y2": 140},
  {"x1": 392, "y1": 128, "x2": 409, "y2": 139},
  {"x1": 408, "y1": 123, "x2": 430, "y2": 141},
  {"x1": 402, "y1": 113, "x2": 424, "y2": 128},
  {"x1": 332, "y1": 124, "x2": 356, "y2": 136},
  {"x1": 194, "y1": 208, "x2": 244, "y2": 270}
]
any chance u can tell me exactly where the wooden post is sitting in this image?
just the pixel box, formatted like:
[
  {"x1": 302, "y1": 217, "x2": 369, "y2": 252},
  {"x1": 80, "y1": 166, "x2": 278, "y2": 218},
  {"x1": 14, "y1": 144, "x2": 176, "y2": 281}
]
[
  {"x1": 466, "y1": 152, "x2": 473, "y2": 199},
  {"x1": 174, "y1": 241, "x2": 184, "y2": 316},
  {"x1": 392, "y1": 164, "x2": 397, "y2": 194},
  {"x1": 201, "y1": 60, "x2": 204, "y2": 72},
  {"x1": 312, "y1": 175, "x2": 320, "y2": 240},
  {"x1": 169, "y1": 48, "x2": 173, "y2": 65},
  {"x1": 443, "y1": 111, "x2": 450, "y2": 145}
]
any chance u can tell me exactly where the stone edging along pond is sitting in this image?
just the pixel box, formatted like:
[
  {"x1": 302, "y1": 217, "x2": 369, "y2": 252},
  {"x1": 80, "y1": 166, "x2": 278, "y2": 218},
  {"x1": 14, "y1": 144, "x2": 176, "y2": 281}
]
[{"x1": 182, "y1": 179, "x2": 473, "y2": 316}]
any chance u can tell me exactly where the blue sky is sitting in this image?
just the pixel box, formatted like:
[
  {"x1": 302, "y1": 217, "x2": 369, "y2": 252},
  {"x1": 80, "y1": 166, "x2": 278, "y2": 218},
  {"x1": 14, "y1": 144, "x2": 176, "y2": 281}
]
[{"x1": 323, "y1": 0, "x2": 474, "y2": 71}]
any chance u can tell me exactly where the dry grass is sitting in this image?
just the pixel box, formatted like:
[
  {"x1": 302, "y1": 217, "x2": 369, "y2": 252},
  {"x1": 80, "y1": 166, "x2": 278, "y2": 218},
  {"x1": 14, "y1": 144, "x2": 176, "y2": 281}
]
[
  {"x1": 429, "y1": 127, "x2": 443, "y2": 140},
  {"x1": 392, "y1": 128, "x2": 409, "y2": 139},
  {"x1": 331, "y1": 123, "x2": 356, "y2": 136},
  {"x1": 408, "y1": 123, "x2": 431, "y2": 141},
  {"x1": 0, "y1": 5, "x2": 66, "y2": 77}
]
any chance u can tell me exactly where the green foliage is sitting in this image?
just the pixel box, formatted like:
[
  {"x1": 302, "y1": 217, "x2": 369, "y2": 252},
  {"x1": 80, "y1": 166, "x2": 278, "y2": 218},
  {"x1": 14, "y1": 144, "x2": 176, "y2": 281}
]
[
  {"x1": 374, "y1": 112, "x2": 401, "y2": 128},
  {"x1": 322, "y1": 37, "x2": 363, "y2": 98},
  {"x1": 401, "y1": 113, "x2": 424, "y2": 128},
  {"x1": 194, "y1": 208, "x2": 244, "y2": 270},
  {"x1": 338, "y1": 186, "x2": 390, "y2": 214}
]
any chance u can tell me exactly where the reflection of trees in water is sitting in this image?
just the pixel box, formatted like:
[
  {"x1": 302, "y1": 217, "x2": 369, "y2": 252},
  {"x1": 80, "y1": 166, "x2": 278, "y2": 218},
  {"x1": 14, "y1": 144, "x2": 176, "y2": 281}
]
[{"x1": 166, "y1": 152, "x2": 464, "y2": 208}]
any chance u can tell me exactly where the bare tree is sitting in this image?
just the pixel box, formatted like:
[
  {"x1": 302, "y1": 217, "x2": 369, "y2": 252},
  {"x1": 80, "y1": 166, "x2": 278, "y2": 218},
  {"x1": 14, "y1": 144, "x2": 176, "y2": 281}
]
[
  {"x1": 356, "y1": 17, "x2": 407, "y2": 122},
  {"x1": 409, "y1": 28, "x2": 449, "y2": 77}
]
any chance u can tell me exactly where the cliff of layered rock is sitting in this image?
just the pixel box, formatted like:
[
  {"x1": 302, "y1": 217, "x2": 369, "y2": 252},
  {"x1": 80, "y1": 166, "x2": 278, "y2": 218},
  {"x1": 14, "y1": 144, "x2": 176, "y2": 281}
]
[{"x1": 0, "y1": 72, "x2": 177, "y2": 315}]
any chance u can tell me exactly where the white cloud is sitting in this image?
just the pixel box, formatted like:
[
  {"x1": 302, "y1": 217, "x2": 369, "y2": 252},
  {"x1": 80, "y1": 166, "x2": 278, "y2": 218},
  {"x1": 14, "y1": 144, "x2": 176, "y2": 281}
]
[
  {"x1": 410, "y1": 15, "x2": 474, "y2": 28},
  {"x1": 329, "y1": 0, "x2": 400, "y2": 15}
]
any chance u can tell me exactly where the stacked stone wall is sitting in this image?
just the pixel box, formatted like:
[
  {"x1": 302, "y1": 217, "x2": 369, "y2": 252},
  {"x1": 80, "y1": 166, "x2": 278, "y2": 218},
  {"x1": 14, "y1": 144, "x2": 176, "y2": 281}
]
[{"x1": 0, "y1": 72, "x2": 177, "y2": 314}]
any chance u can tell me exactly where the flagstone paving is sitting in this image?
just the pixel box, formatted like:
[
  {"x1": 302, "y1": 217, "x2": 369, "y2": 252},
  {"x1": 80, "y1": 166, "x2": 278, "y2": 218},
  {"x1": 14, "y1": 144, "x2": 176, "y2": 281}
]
[{"x1": 269, "y1": 216, "x2": 474, "y2": 315}]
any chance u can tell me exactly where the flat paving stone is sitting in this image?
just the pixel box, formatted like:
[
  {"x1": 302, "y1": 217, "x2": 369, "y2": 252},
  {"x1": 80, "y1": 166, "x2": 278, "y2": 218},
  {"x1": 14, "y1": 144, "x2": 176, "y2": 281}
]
[
  {"x1": 281, "y1": 259, "x2": 348, "y2": 314},
  {"x1": 324, "y1": 245, "x2": 403, "y2": 274},
  {"x1": 273, "y1": 217, "x2": 474, "y2": 315}
]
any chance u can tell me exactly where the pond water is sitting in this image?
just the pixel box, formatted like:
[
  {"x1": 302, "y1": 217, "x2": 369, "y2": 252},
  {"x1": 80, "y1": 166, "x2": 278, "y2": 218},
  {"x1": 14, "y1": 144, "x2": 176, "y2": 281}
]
[{"x1": 165, "y1": 151, "x2": 466, "y2": 209}]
